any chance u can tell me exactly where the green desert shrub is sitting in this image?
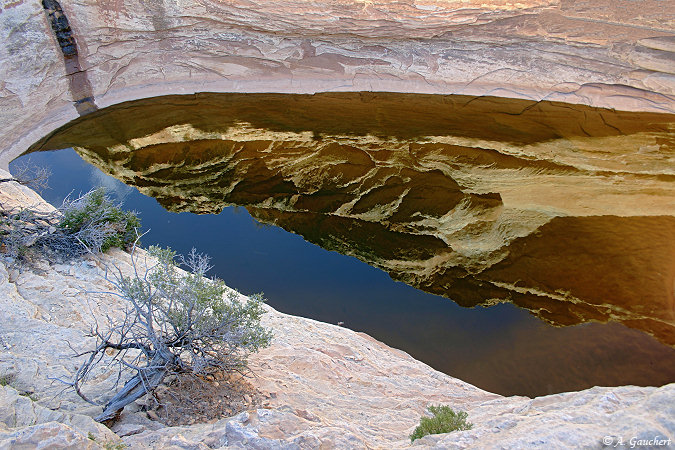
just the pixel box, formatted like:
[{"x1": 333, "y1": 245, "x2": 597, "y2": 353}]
[
  {"x1": 410, "y1": 405, "x2": 473, "y2": 442},
  {"x1": 1, "y1": 187, "x2": 140, "y2": 261},
  {"x1": 0, "y1": 374, "x2": 14, "y2": 387},
  {"x1": 69, "y1": 245, "x2": 272, "y2": 422},
  {"x1": 59, "y1": 188, "x2": 140, "y2": 252}
]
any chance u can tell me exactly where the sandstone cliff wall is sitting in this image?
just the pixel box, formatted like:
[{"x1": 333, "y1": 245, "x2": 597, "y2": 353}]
[{"x1": 1, "y1": 0, "x2": 675, "y2": 169}]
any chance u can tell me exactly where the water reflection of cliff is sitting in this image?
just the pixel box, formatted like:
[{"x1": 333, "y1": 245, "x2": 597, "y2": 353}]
[{"x1": 29, "y1": 93, "x2": 675, "y2": 346}]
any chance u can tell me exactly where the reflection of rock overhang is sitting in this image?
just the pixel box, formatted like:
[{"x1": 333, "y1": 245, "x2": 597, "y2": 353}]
[{"x1": 28, "y1": 92, "x2": 675, "y2": 346}]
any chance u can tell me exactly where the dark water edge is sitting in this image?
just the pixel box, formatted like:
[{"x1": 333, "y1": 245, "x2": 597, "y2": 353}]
[{"x1": 11, "y1": 148, "x2": 675, "y2": 398}]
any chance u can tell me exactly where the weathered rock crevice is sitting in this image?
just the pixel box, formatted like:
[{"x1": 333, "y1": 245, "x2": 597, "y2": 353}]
[{"x1": 41, "y1": 0, "x2": 98, "y2": 115}]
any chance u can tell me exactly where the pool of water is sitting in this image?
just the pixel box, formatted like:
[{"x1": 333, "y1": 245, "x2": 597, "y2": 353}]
[{"x1": 13, "y1": 92, "x2": 675, "y2": 397}]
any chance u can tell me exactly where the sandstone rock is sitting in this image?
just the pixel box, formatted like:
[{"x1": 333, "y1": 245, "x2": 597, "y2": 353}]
[
  {"x1": 628, "y1": 46, "x2": 675, "y2": 75},
  {"x1": 422, "y1": 384, "x2": 675, "y2": 449},
  {"x1": 0, "y1": 421, "x2": 102, "y2": 450},
  {"x1": 640, "y1": 73, "x2": 675, "y2": 96},
  {"x1": 1, "y1": 0, "x2": 675, "y2": 169},
  {"x1": 0, "y1": 169, "x2": 54, "y2": 214},
  {"x1": 638, "y1": 36, "x2": 675, "y2": 53},
  {"x1": 0, "y1": 381, "x2": 118, "y2": 448},
  {"x1": 111, "y1": 423, "x2": 147, "y2": 438},
  {"x1": 0, "y1": 385, "x2": 115, "y2": 443}
]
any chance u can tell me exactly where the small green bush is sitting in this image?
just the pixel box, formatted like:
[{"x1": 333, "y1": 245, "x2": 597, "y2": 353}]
[
  {"x1": 59, "y1": 188, "x2": 140, "y2": 252},
  {"x1": 71, "y1": 245, "x2": 273, "y2": 422},
  {"x1": 1, "y1": 187, "x2": 141, "y2": 261},
  {"x1": 145, "y1": 245, "x2": 273, "y2": 368},
  {"x1": 410, "y1": 405, "x2": 473, "y2": 443},
  {"x1": 0, "y1": 374, "x2": 14, "y2": 387},
  {"x1": 19, "y1": 391, "x2": 38, "y2": 401}
]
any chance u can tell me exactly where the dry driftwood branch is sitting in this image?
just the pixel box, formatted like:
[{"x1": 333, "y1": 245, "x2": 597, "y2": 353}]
[{"x1": 1, "y1": 159, "x2": 51, "y2": 193}]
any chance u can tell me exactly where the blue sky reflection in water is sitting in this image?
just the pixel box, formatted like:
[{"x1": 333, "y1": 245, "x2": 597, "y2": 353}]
[{"x1": 14, "y1": 148, "x2": 675, "y2": 397}]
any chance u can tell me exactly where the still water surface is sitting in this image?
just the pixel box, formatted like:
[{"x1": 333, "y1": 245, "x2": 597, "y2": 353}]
[
  {"x1": 14, "y1": 92, "x2": 675, "y2": 397},
  {"x1": 14, "y1": 148, "x2": 675, "y2": 398}
]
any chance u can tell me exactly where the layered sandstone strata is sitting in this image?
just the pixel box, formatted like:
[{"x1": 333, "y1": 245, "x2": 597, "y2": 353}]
[{"x1": 1, "y1": 0, "x2": 675, "y2": 169}]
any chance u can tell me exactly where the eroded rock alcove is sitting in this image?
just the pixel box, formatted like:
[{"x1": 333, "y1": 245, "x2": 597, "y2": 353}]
[{"x1": 1, "y1": 0, "x2": 675, "y2": 167}]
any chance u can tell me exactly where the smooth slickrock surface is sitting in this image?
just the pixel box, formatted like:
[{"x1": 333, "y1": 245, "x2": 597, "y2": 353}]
[
  {"x1": 1, "y1": 0, "x2": 675, "y2": 168},
  {"x1": 0, "y1": 172, "x2": 674, "y2": 449}
]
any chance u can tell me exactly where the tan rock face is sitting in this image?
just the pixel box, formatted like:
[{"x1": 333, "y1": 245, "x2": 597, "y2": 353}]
[
  {"x1": 1, "y1": 0, "x2": 675, "y2": 168},
  {"x1": 0, "y1": 385, "x2": 117, "y2": 448},
  {"x1": 27, "y1": 92, "x2": 675, "y2": 347}
]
